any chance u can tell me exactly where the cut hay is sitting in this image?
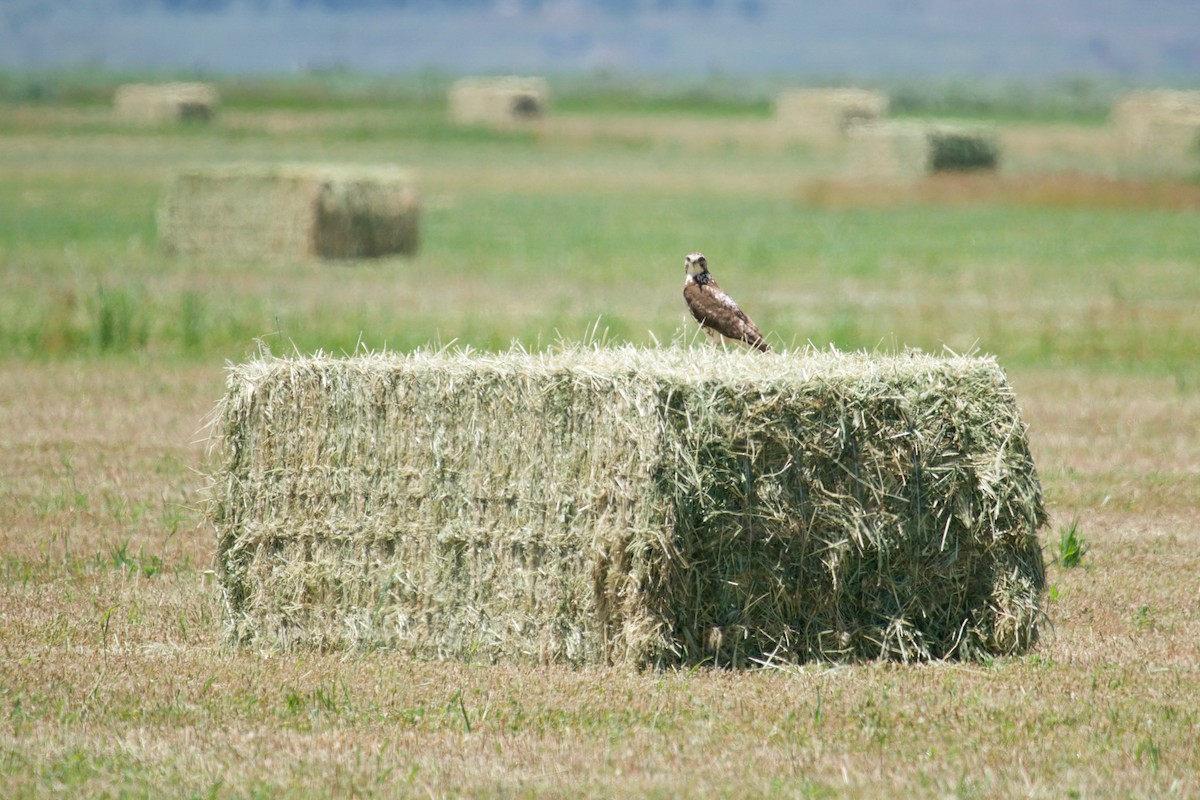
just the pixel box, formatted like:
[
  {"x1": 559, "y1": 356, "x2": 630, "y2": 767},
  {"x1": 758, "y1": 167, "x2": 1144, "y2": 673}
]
[
  {"x1": 448, "y1": 76, "x2": 549, "y2": 128},
  {"x1": 1112, "y1": 90, "x2": 1200, "y2": 174},
  {"x1": 113, "y1": 82, "x2": 219, "y2": 124},
  {"x1": 846, "y1": 122, "x2": 1000, "y2": 180},
  {"x1": 208, "y1": 346, "x2": 1047, "y2": 667},
  {"x1": 774, "y1": 89, "x2": 888, "y2": 146},
  {"x1": 158, "y1": 163, "x2": 419, "y2": 261}
]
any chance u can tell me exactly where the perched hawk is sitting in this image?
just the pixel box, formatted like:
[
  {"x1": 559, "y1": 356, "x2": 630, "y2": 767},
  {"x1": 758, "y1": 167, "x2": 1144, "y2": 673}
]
[{"x1": 682, "y1": 252, "x2": 770, "y2": 352}]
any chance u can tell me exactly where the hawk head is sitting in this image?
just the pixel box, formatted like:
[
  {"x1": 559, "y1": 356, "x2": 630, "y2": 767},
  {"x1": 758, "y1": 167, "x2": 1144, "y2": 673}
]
[{"x1": 684, "y1": 252, "x2": 708, "y2": 277}]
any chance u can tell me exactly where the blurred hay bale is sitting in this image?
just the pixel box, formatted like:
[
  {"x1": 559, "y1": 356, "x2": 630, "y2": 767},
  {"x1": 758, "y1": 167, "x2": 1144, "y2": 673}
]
[
  {"x1": 158, "y1": 164, "x2": 419, "y2": 261},
  {"x1": 208, "y1": 347, "x2": 1047, "y2": 667},
  {"x1": 775, "y1": 88, "x2": 888, "y2": 146},
  {"x1": 847, "y1": 122, "x2": 1000, "y2": 180},
  {"x1": 844, "y1": 122, "x2": 930, "y2": 180},
  {"x1": 1112, "y1": 90, "x2": 1200, "y2": 174},
  {"x1": 113, "y1": 82, "x2": 219, "y2": 124},
  {"x1": 449, "y1": 76, "x2": 549, "y2": 128}
]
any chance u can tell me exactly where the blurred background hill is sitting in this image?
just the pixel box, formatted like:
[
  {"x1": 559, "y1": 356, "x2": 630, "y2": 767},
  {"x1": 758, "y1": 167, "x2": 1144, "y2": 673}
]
[{"x1": 3, "y1": 0, "x2": 1198, "y2": 81}]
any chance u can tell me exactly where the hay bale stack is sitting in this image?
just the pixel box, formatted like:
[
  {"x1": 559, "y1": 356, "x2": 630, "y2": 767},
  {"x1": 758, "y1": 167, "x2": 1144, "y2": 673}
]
[
  {"x1": 775, "y1": 88, "x2": 888, "y2": 145},
  {"x1": 1112, "y1": 90, "x2": 1200, "y2": 173},
  {"x1": 208, "y1": 347, "x2": 1047, "y2": 667},
  {"x1": 158, "y1": 164, "x2": 419, "y2": 261},
  {"x1": 847, "y1": 122, "x2": 1000, "y2": 180},
  {"x1": 448, "y1": 76, "x2": 549, "y2": 128},
  {"x1": 113, "y1": 82, "x2": 219, "y2": 124}
]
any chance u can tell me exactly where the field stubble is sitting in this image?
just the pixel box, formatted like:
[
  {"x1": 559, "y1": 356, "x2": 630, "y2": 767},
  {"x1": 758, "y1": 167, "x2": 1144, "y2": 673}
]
[
  {"x1": 1, "y1": 357, "x2": 1198, "y2": 796},
  {"x1": 2, "y1": 104, "x2": 1200, "y2": 796}
]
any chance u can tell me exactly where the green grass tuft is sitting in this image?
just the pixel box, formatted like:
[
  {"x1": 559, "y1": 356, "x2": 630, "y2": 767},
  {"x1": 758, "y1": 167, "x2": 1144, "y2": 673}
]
[{"x1": 1057, "y1": 515, "x2": 1088, "y2": 568}]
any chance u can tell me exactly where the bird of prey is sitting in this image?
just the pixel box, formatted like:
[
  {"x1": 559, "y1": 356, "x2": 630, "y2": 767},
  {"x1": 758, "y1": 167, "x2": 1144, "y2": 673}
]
[{"x1": 682, "y1": 252, "x2": 770, "y2": 352}]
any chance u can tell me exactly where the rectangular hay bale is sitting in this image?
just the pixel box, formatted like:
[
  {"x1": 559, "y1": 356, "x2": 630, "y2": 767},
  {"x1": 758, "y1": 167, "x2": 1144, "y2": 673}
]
[
  {"x1": 114, "y1": 82, "x2": 219, "y2": 124},
  {"x1": 208, "y1": 347, "x2": 1047, "y2": 667},
  {"x1": 158, "y1": 163, "x2": 419, "y2": 261},
  {"x1": 449, "y1": 76, "x2": 549, "y2": 128},
  {"x1": 846, "y1": 122, "x2": 1000, "y2": 180},
  {"x1": 1112, "y1": 90, "x2": 1200, "y2": 174},
  {"x1": 774, "y1": 88, "x2": 888, "y2": 146}
]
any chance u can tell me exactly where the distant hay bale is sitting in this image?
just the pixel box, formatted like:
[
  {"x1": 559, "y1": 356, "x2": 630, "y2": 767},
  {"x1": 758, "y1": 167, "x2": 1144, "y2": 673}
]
[
  {"x1": 775, "y1": 88, "x2": 888, "y2": 145},
  {"x1": 113, "y1": 82, "x2": 219, "y2": 124},
  {"x1": 449, "y1": 76, "x2": 549, "y2": 128},
  {"x1": 158, "y1": 164, "x2": 419, "y2": 261},
  {"x1": 208, "y1": 347, "x2": 1047, "y2": 667},
  {"x1": 1112, "y1": 90, "x2": 1200, "y2": 173},
  {"x1": 847, "y1": 122, "x2": 1000, "y2": 180}
]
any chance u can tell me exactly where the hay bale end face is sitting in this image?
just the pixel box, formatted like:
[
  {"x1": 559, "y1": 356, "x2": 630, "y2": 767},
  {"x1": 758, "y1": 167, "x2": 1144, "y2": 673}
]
[
  {"x1": 449, "y1": 76, "x2": 550, "y2": 128},
  {"x1": 208, "y1": 347, "x2": 1047, "y2": 667},
  {"x1": 158, "y1": 164, "x2": 419, "y2": 261},
  {"x1": 113, "y1": 82, "x2": 219, "y2": 124},
  {"x1": 928, "y1": 129, "x2": 1001, "y2": 172},
  {"x1": 1112, "y1": 90, "x2": 1200, "y2": 174}
]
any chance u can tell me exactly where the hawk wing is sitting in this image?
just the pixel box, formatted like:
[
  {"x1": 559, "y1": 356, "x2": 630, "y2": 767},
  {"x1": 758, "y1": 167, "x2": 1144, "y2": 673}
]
[{"x1": 684, "y1": 279, "x2": 770, "y2": 352}]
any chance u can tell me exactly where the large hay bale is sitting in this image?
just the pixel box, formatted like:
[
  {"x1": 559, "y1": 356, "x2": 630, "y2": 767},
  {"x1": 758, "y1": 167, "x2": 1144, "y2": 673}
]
[
  {"x1": 208, "y1": 347, "x2": 1047, "y2": 667},
  {"x1": 847, "y1": 122, "x2": 1000, "y2": 180},
  {"x1": 448, "y1": 76, "x2": 549, "y2": 128},
  {"x1": 158, "y1": 164, "x2": 419, "y2": 261},
  {"x1": 1112, "y1": 90, "x2": 1200, "y2": 174},
  {"x1": 775, "y1": 88, "x2": 888, "y2": 146},
  {"x1": 113, "y1": 82, "x2": 218, "y2": 124}
]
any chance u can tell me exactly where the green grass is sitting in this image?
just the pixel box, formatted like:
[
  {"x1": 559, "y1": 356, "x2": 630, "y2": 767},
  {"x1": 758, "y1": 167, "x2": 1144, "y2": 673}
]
[
  {"x1": 1057, "y1": 516, "x2": 1089, "y2": 568},
  {"x1": 0, "y1": 68, "x2": 1139, "y2": 123},
  {"x1": 3, "y1": 159, "x2": 1199, "y2": 375}
]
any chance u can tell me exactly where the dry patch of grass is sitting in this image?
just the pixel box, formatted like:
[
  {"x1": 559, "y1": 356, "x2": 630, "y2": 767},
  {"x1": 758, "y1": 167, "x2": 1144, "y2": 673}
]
[
  {"x1": 798, "y1": 172, "x2": 1200, "y2": 211},
  {"x1": 2, "y1": 358, "x2": 1199, "y2": 796}
]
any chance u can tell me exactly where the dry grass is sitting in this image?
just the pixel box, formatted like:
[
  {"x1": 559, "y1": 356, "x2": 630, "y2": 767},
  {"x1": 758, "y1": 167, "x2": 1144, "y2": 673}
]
[
  {"x1": 798, "y1": 171, "x2": 1200, "y2": 210},
  {"x1": 3, "y1": 359, "x2": 1200, "y2": 796}
]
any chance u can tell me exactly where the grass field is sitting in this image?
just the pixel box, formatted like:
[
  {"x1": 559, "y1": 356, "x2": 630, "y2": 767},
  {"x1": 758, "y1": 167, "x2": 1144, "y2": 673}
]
[{"x1": 2, "y1": 79, "x2": 1200, "y2": 797}]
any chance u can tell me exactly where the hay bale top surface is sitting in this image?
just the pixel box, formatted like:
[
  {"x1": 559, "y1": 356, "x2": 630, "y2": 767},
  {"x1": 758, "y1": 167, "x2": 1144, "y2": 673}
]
[
  {"x1": 114, "y1": 81, "x2": 219, "y2": 102},
  {"x1": 229, "y1": 344, "x2": 989, "y2": 381},
  {"x1": 173, "y1": 162, "x2": 416, "y2": 186},
  {"x1": 450, "y1": 75, "x2": 550, "y2": 94},
  {"x1": 223, "y1": 346, "x2": 1017, "y2": 415},
  {"x1": 776, "y1": 87, "x2": 888, "y2": 109},
  {"x1": 1114, "y1": 90, "x2": 1200, "y2": 114}
]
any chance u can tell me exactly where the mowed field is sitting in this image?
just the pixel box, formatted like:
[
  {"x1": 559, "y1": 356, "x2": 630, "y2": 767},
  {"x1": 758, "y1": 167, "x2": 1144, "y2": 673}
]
[{"x1": 2, "y1": 88, "x2": 1200, "y2": 797}]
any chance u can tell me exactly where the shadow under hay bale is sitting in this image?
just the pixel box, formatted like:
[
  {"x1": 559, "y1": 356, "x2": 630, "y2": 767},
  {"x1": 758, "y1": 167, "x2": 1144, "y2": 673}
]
[
  {"x1": 207, "y1": 347, "x2": 1047, "y2": 668},
  {"x1": 449, "y1": 76, "x2": 549, "y2": 128},
  {"x1": 113, "y1": 82, "x2": 219, "y2": 125},
  {"x1": 158, "y1": 164, "x2": 419, "y2": 261}
]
